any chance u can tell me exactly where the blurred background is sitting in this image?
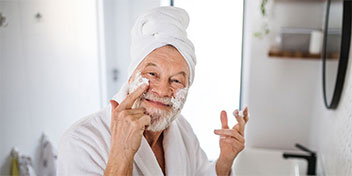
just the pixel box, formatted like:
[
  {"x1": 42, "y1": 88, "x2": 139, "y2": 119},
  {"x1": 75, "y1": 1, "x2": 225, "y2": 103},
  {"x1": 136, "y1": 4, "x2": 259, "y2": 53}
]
[{"x1": 1, "y1": 0, "x2": 352, "y2": 175}]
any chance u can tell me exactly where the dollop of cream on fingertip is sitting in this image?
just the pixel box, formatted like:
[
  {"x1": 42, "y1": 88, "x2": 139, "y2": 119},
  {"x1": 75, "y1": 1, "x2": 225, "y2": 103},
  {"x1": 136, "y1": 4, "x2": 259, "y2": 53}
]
[{"x1": 239, "y1": 110, "x2": 244, "y2": 117}]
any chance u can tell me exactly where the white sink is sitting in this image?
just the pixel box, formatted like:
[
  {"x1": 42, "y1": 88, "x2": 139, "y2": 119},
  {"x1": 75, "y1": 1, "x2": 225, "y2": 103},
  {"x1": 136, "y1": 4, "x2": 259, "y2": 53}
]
[{"x1": 233, "y1": 148, "x2": 307, "y2": 176}]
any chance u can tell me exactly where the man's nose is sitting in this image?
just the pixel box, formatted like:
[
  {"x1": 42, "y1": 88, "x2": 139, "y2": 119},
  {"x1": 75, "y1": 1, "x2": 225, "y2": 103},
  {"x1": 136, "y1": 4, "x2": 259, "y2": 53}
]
[{"x1": 150, "y1": 80, "x2": 172, "y2": 98}]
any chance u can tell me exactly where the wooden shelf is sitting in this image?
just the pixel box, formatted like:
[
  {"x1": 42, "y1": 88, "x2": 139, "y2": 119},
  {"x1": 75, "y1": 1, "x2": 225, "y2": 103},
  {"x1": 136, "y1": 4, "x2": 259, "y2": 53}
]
[{"x1": 268, "y1": 50, "x2": 339, "y2": 60}]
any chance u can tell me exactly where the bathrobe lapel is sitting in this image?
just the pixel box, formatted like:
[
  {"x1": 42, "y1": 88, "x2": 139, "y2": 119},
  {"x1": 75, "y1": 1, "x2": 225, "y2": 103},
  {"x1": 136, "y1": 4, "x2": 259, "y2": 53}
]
[
  {"x1": 163, "y1": 118, "x2": 191, "y2": 176},
  {"x1": 133, "y1": 137, "x2": 164, "y2": 176},
  {"x1": 133, "y1": 117, "x2": 191, "y2": 176}
]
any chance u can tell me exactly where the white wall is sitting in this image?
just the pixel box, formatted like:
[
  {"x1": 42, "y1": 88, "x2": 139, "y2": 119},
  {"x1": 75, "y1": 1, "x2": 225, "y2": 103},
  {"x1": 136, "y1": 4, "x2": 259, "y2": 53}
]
[
  {"x1": 103, "y1": 0, "x2": 160, "y2": 103},
  {"x1": 0, "y1": 0, "x2": 102, "y2": 174},
  {"x1": 242, "y1": 0, "x2": 326, "y2": 150},
  {"x1": 243, "y1": 0, "x2": 352, "y2": 174},
  {"x1": 309, "y1": 30, "x2": 352, "y2": 176}
]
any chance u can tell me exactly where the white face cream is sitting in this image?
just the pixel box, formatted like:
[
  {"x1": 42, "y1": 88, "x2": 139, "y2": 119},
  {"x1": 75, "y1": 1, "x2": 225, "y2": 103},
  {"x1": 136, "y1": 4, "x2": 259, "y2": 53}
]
[
  {"x1": 235, "y1": 109, "x2": 250, "y2": 119},
  {"x1": 238, "y1": 110, "x2": 243, "y2": 117},
  {"x1": 128, "y1": 71, "x2": 189, "y2": 132},
  {"x1": 171, "y1": 88, "x2": 188, "y2": 112},
  {"x1": 128, "y1": 71, "x2": 149, "y2": 93}
]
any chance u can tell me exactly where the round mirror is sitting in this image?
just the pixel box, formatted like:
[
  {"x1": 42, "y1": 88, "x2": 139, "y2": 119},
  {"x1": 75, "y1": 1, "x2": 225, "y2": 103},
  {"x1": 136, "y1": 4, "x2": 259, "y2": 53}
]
[{"x1": 322, "y1": 0, "x2": 351, "y2": 109}]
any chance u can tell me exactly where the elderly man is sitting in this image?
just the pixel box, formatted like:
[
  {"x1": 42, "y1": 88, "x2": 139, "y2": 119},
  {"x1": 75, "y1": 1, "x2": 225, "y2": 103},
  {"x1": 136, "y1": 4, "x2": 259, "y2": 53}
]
[{"x1": 57, "y1": 6, "x2": 249, "y2": 176}]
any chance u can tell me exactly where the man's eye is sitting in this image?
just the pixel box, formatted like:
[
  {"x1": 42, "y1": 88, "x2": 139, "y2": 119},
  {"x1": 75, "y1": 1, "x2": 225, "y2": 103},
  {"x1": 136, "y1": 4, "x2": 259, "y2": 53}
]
[
  {"x1": 148, "y1": 72, "x2": 156, "y2": 76},
  {"x1": 172, "y1": 79, "x2": 181, "y2": 83}
]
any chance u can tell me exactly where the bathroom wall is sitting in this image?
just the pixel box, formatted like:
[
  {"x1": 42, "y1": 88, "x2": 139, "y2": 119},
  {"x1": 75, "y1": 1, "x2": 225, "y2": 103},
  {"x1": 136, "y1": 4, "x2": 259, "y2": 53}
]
[
  {"x1": 0, "y1": 0, "x2": 103, "y2": 174},
  {"x1": 103, "y1": 0, "x2": 160, "y2": 103},
  {"x1": 309, "y1": 40, "x2": 352, "y2": 175},
  {"x1": 243, "y1": 0, "x2": 352, "y2": 174},
  {"x1": 0, "y1": 0, "x2": 163, "y2": 174},
  {"x1": 242, "y1": 0, "x2": 326, "y2": 150}
]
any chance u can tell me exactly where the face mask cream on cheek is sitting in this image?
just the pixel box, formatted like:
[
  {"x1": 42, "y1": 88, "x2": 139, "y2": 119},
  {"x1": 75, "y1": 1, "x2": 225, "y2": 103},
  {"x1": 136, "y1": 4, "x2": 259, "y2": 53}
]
[
  {"x1": 171, "y1": 88, "x2": 188, "y2": 111},
  {"x1": 128, "y1": 71, "x2": 149, "y2": 93}
]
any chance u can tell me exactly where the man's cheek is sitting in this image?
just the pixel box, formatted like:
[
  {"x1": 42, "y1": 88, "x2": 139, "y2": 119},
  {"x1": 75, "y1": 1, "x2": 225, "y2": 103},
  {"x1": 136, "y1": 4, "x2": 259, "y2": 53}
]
[
  {"x1": 171, "y1": 88, "x2": 189, "y2": 111},
  {"x1": 128, "y1": 71, "x2": 150, "y2": 94}
]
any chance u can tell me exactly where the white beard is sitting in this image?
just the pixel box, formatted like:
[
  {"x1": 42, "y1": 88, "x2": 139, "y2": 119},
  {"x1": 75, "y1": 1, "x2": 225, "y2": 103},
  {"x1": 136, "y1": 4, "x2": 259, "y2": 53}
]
[
  {"x1": 131, "y1": 89, "x2": 188, "y2": 132},
  {"x1": 129, "y1": 72, "x2": 188, "y2": 132}
]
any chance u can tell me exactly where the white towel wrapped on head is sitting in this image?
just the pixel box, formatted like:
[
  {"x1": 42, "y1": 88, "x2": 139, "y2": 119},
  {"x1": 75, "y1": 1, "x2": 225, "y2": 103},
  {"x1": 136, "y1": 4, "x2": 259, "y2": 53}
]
[
  {"x1": 128, "y1": 6, "x2": 197, "y2": 86},
  {"x1": 113, "y1": 6, "x2": 197, "y2": 103}
]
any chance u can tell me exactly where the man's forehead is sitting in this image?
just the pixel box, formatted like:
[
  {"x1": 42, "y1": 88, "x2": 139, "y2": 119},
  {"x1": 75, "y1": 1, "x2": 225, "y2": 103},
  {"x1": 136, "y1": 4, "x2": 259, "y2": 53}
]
[
  {"x1": 142, "y1": 61, "x2": 188, "y2": 77},
  {"x1": 141, "y1": 49, "x2": 189, "y2": 73}
]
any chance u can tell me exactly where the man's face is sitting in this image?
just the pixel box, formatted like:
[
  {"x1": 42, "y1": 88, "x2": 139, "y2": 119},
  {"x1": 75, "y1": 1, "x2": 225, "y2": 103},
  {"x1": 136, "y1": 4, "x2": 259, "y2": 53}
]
[{"x1": 129, "y1": 45, "x2": 190, "y2": 132}]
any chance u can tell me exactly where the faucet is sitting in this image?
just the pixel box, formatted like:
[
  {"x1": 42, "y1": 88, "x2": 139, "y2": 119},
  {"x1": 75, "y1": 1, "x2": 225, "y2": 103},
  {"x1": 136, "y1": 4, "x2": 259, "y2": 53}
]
[{"x1": 283, "y1": 143, "x2": 317, "y2": 175}]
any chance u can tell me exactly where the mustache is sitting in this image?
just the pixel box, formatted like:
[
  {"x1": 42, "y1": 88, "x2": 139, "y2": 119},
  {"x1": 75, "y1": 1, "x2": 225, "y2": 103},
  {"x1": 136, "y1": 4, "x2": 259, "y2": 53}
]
[{"x1": 141, "y1": 92, "x2": 172, "y2": 107}]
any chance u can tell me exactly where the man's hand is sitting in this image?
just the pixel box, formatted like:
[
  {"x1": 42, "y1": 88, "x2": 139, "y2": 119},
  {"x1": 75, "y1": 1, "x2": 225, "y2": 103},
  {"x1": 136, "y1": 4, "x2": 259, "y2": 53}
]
[
  {"x1": 105, "y1": 83, "x2": 151, "y2": 176},
  {"x1": 214, "y1": 107, "x2": 249, "y2": 176}
]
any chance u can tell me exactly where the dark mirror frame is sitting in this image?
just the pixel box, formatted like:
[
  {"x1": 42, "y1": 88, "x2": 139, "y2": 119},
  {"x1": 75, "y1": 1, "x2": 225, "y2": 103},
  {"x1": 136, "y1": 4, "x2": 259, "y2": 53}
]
[{"x1": 322, "y1": 0, "x2": 352, "y2": 109}]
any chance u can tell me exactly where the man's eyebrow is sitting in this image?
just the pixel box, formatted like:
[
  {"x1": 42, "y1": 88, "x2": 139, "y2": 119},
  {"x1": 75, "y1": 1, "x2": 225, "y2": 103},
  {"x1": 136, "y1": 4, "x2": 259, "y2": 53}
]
[
  {"x1": 173, "y1": 71, "x2": 186, "y2": 78},
  {"x1": 144, "y1": 62, "x2": 187, "y2": 78},
  {"x1": 144, "y1": 63, "x2": 158, "y2": 68}
]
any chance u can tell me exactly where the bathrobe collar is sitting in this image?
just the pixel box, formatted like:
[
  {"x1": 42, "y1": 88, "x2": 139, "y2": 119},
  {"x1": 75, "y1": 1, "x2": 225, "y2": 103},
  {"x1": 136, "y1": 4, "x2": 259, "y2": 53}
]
[{"x1": 133, "y1": 114, "x2": 190, "y2": 176}]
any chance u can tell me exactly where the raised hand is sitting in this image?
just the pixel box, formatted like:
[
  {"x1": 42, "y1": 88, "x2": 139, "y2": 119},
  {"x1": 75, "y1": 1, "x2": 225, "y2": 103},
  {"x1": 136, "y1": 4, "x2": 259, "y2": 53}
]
[
  {"x1": 105, "y1": 83, "x2": 150, "y2": 176},
  {"x1": 214, "y1": 107, "x2": 249, "y2": 175}
]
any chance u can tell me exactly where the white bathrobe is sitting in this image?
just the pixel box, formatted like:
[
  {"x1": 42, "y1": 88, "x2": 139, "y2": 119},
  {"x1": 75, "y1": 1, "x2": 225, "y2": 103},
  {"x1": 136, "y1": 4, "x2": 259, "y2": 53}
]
[
  {"x1": 57, "y1": 106, "x2": 222, "y2": 176},
  {"x1": 58, "y1": 7, "x2": 234, "y2": 175},
  {"x1": 57, "y1": 82, "x2": 235, "y2": 175}
]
